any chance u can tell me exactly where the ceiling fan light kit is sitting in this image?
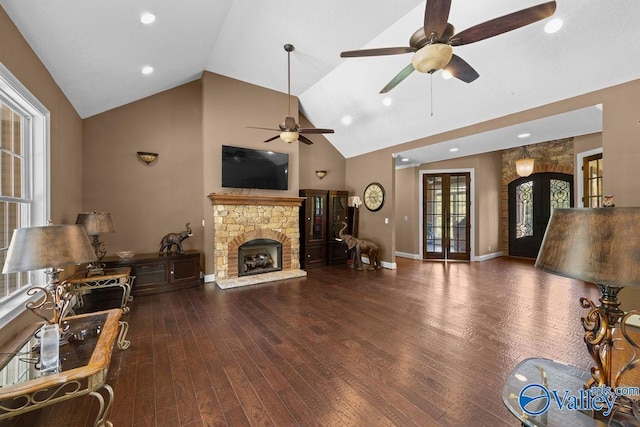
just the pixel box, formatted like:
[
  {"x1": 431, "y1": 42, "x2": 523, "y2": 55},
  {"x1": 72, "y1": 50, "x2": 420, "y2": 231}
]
[
  {"x1": 280, "y1": 131, "x2": 299, "y2": 143},
  {"x1": 412, "y1": 44, "x2": 453, "y2": 74}
]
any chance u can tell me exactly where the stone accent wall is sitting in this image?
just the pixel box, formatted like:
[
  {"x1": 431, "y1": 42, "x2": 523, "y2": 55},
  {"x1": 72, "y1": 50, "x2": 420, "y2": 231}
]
[
  {"x1": 501, "y1": 138, "x2": 574, "y2": 254},
  {"x1": 209, "y1": 194, "x2": 302, "y2": 280}
]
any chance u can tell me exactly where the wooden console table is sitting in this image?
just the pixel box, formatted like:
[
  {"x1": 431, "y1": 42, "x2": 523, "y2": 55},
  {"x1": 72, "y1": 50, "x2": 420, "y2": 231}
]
[
  {"x1": 0, "y1": 309, "x2": 124, "y2": 425},
  {"x1": 67, "y1": 267, "x2": 134, "y2": 313},
  {"x1": 103, "y1": 251, "x2": 201, "y2": 296}
]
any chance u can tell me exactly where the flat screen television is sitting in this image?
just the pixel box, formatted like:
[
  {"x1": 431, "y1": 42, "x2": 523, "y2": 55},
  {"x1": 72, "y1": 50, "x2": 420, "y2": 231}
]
[{"x1": 221, "y1": 145, "x2": 289, "y2": 190}]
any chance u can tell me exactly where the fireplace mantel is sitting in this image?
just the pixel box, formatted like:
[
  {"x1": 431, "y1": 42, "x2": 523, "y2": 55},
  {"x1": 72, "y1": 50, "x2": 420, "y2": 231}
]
[{"x1": 208, "y1": 193, "x2": 304, "y2": 207}]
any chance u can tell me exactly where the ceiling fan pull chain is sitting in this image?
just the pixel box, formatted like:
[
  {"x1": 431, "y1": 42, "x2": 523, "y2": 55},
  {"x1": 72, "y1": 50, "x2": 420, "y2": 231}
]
[{"x1": 430, "y1": 72, "x2": 434, "y2": 117}]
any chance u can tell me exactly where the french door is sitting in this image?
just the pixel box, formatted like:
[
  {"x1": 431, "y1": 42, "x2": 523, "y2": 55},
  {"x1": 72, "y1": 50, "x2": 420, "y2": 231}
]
[
  {"x1": 423, "y1": 173, "x2": 471, "y2": 260},
  {"x1": 508, "y1": 173, "x2": 573, "y2": 258}
]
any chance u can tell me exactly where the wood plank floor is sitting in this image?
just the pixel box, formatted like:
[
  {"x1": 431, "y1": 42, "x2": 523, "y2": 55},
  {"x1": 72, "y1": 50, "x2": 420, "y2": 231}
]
[{"x1": 0, "y1": 256, "x2": 600, "y2": 426}]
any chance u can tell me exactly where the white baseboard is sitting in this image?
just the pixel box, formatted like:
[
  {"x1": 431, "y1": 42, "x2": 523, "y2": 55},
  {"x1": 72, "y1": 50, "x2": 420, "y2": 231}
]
[
  {"x1": 360, "y1": 256, "x2": 397, "y2": 270},
  {"x1": 474, "y1": 251, "x2": 504, "y2": 262},
  {"x1": 204, "y1": 273, "x2": 216, "y2": 283},
  {"x1": 395, "y1": 251, "x2": 421, "y2": 259}
]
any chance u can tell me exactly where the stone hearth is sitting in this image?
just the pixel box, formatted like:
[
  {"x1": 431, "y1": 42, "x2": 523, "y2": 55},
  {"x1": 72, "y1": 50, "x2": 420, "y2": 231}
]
[{"x1": 208, "y1": 193, "x2": 306, "y2": 289}]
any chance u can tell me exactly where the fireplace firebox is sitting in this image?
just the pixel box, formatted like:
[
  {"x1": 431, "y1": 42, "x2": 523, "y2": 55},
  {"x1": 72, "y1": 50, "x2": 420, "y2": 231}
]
[{"x1": 238, "y1": 239, "x2": 282, "y2": 277}]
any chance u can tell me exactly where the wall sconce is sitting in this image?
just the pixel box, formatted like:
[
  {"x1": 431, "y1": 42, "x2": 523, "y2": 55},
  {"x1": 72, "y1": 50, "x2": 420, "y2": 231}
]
[
  {"x1": 137, "y1": 151, "x2": 158, "y2": 165},
  {"x1": 515, "y1": 146, "x2": 535, "y2": 177},
  {"x1": 315, "y1": 170, "x2": 327, "y2": 180}
]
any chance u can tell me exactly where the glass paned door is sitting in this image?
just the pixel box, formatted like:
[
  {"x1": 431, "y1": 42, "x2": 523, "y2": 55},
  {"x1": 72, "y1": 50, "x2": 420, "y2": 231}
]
[
  {"x1": 583, "y1": 153, "x2": 603, "y2": 207},
  {"x1": 508, "y1": 173, "x2": 573, "y2": 258},
  {"x1": 423, "y1": 173, "x2": 470, "y2": 260}
]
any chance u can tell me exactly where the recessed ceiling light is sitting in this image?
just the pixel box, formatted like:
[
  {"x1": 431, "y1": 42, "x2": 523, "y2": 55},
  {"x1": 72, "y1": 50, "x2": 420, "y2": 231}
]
[
  {"x1": 141, "y1": 66, "x2": 154, "y2": 75},
  {"x1": 341, "y1": 115, "x2": 353, "y2": 126},
  {"x1": 544, "y1": 18, "x2": 563, "y2": 34},
  {"x1": 442, "y1": 70, "x2": 453, "y2": 80},
  {"x1": 382, "y1": 97, "x2": 392, "y2": 107},
  {"x1": 449, "y1": 147, "x2": 459, "y2": 152},
  {"x1": 518, "y1": 133, "x2": 531, "y2": 139},
  {"x1": 141, "y1": 13, "x2": 156, "y2": 24},
  {"x1": 401, "y1": 158, "x2": 409, "y2": 162}
]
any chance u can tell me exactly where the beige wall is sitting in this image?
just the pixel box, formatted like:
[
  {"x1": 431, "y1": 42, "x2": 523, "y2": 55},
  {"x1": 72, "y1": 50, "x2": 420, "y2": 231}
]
[
  {"x1": 298, "y1": 113, "x2": 346, "y2": 190},
  {"x1": 346, "y1": 151, "x2": 396, "y2": 264},
  {"x1": 0, "y1": 6, "x2": 84, "y2": 338},
  {"x1": 394, "y1": 167, "x2": 419, "y2": 255},
  {"x1": 82, "y1": 81, "x2": 204, "y2": 258}
]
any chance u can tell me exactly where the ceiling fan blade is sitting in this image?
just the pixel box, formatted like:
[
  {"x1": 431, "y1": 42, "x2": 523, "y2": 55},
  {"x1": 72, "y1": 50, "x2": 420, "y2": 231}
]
[
  {"x1": 299, "y1": 128, "x2": 335, "y2": 134},
  {"x1": 263, "y1": 135, "x2": 280, "y2": 143},
  {"x1": 444, "y1": 54, "x2": 479, "y2": 83},
  {"x1": 450, "y1": 1, "x2": 557, "y2": 46},
  {"x1": 298, "y1": 135, "x2": 314, "y2": 145},
  {"x1": 380, "y1": 63, "x2": 415, "y2": 94},
  {"x1": 340, "y1": 47, "x2": 416, "y2": 58},
  {"x1": 424, "y1": 0, "x2": 452, "y2": 40},
  {"x1": 247, "y1": 126, "x2": 280, "y2": 132}
]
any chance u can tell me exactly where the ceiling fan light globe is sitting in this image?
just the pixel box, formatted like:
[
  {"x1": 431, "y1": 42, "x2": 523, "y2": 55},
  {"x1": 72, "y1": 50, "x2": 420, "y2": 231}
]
[
  {"x1": 411, "y1": 44, "x2": 453, "y2": 74},
  {"x1": 515, "y1": 158, "x2": 535, "y2": 177},
  {"x1": 280, "y1": 131, "x2": 299, "y2": 143}
]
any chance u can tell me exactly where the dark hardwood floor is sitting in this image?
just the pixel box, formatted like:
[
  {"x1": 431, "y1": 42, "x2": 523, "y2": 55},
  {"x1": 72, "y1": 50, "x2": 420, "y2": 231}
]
[{"x1": 0, "y1": 256, "x2": 600, "y2": 426}]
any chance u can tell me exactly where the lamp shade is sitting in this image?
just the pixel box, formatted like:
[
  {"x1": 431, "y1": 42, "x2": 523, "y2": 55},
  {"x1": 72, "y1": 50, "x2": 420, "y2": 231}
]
[
  {"x1": 535, "y1": 208, "x2": 640, "y2": 287},
  {"x1": 348, "y1": 196, "x2": 363, "y2": 208},
  {"x1": 75, "y1": 211, "x2": 115, "y2": 235},
  {"x1": 2, "y1": 225, "x2": 97, "y2": 273}
]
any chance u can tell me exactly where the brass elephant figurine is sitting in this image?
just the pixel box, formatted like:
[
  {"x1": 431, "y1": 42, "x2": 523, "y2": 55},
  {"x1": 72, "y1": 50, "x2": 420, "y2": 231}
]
[
  {"x1": 339, "y1": 222, "x2": 381, "y2": 271},
  {"x1": 159, "y1": 222, "x2": 193, "y2": 256}
]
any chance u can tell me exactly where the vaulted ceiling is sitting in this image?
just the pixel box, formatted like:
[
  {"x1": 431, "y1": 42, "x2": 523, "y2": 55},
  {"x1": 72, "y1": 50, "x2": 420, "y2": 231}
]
[{"x1": 2, "y1": 0, "x2": 638, "y2": 163}]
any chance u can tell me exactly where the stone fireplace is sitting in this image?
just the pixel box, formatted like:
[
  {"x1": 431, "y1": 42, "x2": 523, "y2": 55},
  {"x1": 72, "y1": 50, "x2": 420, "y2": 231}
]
[{"x1": 208, "y1": 193, "x2": 306, "y2": 289}]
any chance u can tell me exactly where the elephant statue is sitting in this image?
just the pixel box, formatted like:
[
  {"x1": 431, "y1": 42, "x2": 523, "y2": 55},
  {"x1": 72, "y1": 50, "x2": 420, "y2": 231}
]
[
  {"x1": 159, "y1": 222, "x2": 193, "y2": 256},
  {"x1": 338, "y1": 222, "x2": 382, "y2": 271}
]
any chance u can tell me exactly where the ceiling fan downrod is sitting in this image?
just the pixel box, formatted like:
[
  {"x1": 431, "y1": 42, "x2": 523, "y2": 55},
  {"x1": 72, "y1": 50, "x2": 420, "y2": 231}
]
[{"x1": 284, "y1": 44, "x2": 294, "y2": 117}]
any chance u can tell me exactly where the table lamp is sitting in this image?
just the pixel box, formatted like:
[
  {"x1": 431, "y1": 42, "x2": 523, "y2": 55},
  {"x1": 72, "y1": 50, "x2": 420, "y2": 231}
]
[
  {"x1": 535, "y1": 207, "x2": 640, "y2": 420},
  {"x1": 75, "y1": 211, "x2": 115, "y2": 275},
  {"x1": 2, "y1": 224, "x2": 97, "y2": 329}
]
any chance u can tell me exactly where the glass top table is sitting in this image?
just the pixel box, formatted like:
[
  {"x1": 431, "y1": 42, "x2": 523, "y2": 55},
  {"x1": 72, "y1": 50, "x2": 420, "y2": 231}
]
[
  {"x1": 0, "y1": 309, "x2": 122, "y2": 425},
  {"x1": 503, "y1": 358, "x2": 640, "y2": 427}
]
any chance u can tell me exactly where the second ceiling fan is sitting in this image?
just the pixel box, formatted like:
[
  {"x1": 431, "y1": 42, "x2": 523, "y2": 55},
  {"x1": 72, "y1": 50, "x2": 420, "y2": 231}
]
[
  {"x1": 340, "y1": 0, "x2": 557, "y2": 93},
  {"x1": 248, "y1": 44, "x2": 334, "y2": 145}
]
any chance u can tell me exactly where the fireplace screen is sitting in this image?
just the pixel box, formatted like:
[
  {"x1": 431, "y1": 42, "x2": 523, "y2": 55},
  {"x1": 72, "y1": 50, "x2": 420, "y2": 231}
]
[{"x1": 238, "y1": 238, "x2": 282, "y2": 277}]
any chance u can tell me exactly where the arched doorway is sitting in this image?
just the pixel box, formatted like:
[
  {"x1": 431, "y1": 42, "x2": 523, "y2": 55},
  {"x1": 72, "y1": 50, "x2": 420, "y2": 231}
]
[{"x1": 508, "y1": 172, "x2": 573, "y2": 258}]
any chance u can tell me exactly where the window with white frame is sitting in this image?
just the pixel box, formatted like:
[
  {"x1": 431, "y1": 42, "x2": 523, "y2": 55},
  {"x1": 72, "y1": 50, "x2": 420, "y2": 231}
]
[{"x1": 0, "y1": 62, "x2": 50, "y2": 321}]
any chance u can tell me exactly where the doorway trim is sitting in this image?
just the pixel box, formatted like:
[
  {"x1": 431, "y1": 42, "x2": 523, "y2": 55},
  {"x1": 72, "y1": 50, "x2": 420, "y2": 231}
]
[
  {"x1": 419, "y1": 168, "x2": 475, "y2": 261},
  {"x1": 576, "y1": 147, "x2": 603, "y2": 208}
]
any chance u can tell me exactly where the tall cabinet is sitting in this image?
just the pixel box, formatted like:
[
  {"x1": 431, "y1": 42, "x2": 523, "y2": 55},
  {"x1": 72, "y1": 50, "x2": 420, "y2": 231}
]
[
  {"x1": 300, "y1": 189, "x2": 357, "y2": 268},
  {"x1": 299, "y1": 189, "x2": 328, "y2": 269}
]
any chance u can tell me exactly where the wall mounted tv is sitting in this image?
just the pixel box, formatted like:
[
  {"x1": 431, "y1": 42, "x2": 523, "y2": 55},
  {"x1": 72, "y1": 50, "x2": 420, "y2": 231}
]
[{"x1": 221, "y1": 145, "x2": 289, "y2": 190}]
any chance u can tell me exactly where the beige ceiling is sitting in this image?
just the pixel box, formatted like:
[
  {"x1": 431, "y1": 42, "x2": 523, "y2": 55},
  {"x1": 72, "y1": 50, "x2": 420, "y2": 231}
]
[{"x1": 1, "y1": 0, "x2": 638, "y2": 162}]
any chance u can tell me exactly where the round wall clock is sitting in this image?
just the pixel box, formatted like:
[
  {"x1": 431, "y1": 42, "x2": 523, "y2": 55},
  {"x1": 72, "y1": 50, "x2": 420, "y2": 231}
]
[{"x1": 364, "y1": 182, "x2": 385, "y2": 212}]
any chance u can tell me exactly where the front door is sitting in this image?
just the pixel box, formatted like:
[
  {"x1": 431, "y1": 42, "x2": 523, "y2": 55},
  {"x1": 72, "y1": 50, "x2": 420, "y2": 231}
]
[
  {"x1": 508, "y1": 172, "x2": 573, "y2": 258},
  {"x1": 423, "y1": 173, "x2": 471, "y2": 260}
]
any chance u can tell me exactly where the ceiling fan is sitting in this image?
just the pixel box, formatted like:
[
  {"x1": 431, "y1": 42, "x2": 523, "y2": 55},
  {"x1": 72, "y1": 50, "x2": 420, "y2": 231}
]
[
  {"x1": 247, "y1": 44, "x2": 334, "y2": 145},
  {"x1": 340, "y1": 0, "x2": 557, "y2": 93}
]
